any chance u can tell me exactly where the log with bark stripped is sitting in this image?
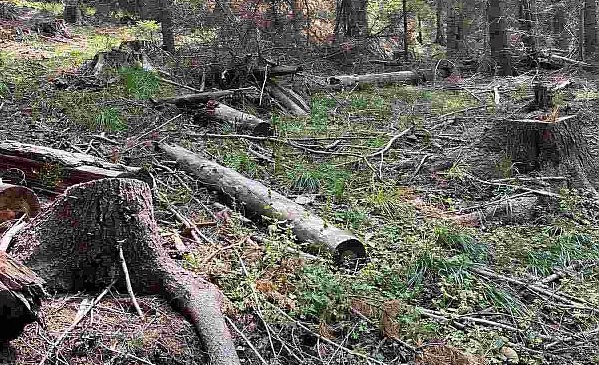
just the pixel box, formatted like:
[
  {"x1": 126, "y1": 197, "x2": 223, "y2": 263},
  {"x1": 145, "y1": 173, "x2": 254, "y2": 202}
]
[
  {"x1": 159, "y1": 144, "x2": 366, "y2": 263},
  {"x1": 327, "y1": 70, "x2": 432, "y2": 87},
  {"x1": 206, "y1": 100, "x2": 272, "y2": 136},
  {"x1": 267, "y1": 83, "x2": 309, "y2": 116}
]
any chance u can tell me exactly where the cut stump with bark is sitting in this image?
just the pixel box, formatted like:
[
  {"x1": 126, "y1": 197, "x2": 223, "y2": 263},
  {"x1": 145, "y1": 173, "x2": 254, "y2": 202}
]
[
  {"x1": 0, "y1": 251, "x2": 46, "y2": 342},
  {"x1": 159, "y1": 144, "x2": 367, "y2": 263},
  {"x1": 11, "y1": 179, "x2": 240, "y2": 365}
]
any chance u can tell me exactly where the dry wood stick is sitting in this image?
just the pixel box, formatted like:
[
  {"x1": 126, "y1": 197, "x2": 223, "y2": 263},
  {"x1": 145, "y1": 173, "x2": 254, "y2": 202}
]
[
  {"x1": 267, "y1": 302, "x2": 393, "y2": 365},
  {"x1": 366, "y1": 127, "x2": 413, "y2": 158},
  {"x1": 224, "y1": 316, "x2": 269, "y2": 365},
  {"x1": 118, "y1": 244, "x2": 144, "y2": 319},
  {"x1": 39, "y1": 279, "x2": 116, "y2": 365},
  {"x1": 0, "y1": 215, "x2": 26, "y2": 252}
]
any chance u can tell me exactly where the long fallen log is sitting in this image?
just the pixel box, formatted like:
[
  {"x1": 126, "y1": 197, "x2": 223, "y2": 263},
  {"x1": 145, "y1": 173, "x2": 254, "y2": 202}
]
[
  {"x1": 0, "y1": 141, "x2": 144, "y2": 193},
  {"x1": 328, "y1": 70, "x2": 429, "y2": 87},
  {"x1": 206, "y1": 101, "x2": 272, "y2": 136},
  {"x1": 159, "y1": 144, "x2": 366, "y2": 262},
  {"x1": 155, "y1": 87, "x2": 255, "y2": 105},
  {"x1": 11, "y1": 179, "x2": 239, "y2": 365},
  {"x1": 0, "y1": 251, "x2": 46, "y2": 342}
]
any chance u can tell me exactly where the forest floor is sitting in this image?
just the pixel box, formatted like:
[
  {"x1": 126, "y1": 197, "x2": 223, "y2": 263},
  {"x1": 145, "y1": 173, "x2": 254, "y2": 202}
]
[{"x1": 1, "y1": 2, "x2": 599, "y2": 365}]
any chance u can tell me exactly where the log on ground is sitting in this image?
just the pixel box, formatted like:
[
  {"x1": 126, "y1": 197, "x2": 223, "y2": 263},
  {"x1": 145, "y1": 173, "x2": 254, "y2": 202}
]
[
  {"x1": 328, "y1": 70, "x2": 430, "y2": 88},
  {"x1": 10, "y1": 179, "x2": 239, "y2": 365},
  {"x1": 207, "y1": 101, "x2": 272, "y2": 136},
  {"x1": 0, "y1": 251, "x2": 46, "y2": 342},
  {"x1": 0, "y1": 141, "x2": 142, "y2": 193},
  {"x1": 159, "y1": 144, "x2": 366, "y2": 263}
]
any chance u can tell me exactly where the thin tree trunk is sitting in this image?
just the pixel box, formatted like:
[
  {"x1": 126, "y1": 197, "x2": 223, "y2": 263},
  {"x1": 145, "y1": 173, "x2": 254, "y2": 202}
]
[
  {"x1": 584, "y1": 0, "x2": 598, "y2": 57},
  {"x1": 552, "y1": 0, "x2": 568, "y2": 49},
  {"x1": 435, "y1": 0, "x2": 446, "y2": 45},
  {"x1": 63, "y1": 0, "x2": 81, "y2": 23},
  {"x1": 488, "y1": 0, "x2": 512, "y2": 75},
  {"x1": 403, "y1": 0, "x2": 409, "y2": 60},
  {"x1": 160, "y1": 0, "x2": 175, "y2": 53},
  {"x1": 518, "y1": 0, "x2": 536, "y2": 54},
  {"x1": 336, "y1": 0, "x2": 368, "y2": 38},
  {"x1": 446, "y1": 0, "x2": 464, "y2": 56}
]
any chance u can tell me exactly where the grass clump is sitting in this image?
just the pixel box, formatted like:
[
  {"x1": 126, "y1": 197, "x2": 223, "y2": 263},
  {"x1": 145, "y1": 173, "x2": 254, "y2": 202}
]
[
  {"x1": 223, "y1": 151, "x2": 258, "y2": 177},
  {"x1": 294, "y1": 263, "x2": 347, "y2": 321},
  {"x1": 95, "y1": 107, "x2": 126, "y2": 132},
  {"x1": 310, "y1": 96, "x2": 336, "y2": 131},
  {"x1": 288, "y1": 164, "x2": 350, "y2": 200},
  {"x1": 119, "y1": 66, "x2": 160, "y2": 100},
  {"x1": 0, "y1": 82, "x2": 8, "y2": 98},
  {"x1": 527, "y1": 233, "x2": 599, "y2": 276}
]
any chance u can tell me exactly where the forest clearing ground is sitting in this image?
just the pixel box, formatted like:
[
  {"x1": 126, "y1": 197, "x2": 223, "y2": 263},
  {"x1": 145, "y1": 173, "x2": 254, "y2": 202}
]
[{"x1": 1, "y1": 1, "x2": 599, "y2": 364}]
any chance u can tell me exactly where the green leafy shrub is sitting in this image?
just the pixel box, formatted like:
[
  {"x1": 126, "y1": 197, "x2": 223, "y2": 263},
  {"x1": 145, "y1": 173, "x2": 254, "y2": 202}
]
[
  {"x1": 295, "y1": 264, "x2": 347, "y2": 321},
  {"x1": 95, "y1": 107, "x2": 126, "y2": 131}
]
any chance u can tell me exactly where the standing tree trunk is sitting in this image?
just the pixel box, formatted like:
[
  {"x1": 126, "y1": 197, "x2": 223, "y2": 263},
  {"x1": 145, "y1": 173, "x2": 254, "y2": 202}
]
[
  {"x1": 446, "y1": 0, "x2": 464, "y2": 56},
  {"x1": 403, "y1": 0, "x2": 409, "y2": 60},
  {"x1": 488, "y1": 0, "x2": 512, "y2": 75},
  {"x1": 435, "y1": 0, "x2": 446, "y2": 45},
  {"x1": 63, "y1": 0, "x2": 81, "y2": 23},
  {"x1": 159, "y1": 0, "x2": 175, "y2": 53},
  {"x1": 584, "y1": 0, "x2": 598, "y2": 57},
  {"x1": 336, "y1": 0, "x2": 368, "y2": 38},
  {"x1": 518, "y1": 0, "x2": 536, "y2": 54},
  {"x1": 552, "y1": 0, "x2": 569, "y2": 49}
]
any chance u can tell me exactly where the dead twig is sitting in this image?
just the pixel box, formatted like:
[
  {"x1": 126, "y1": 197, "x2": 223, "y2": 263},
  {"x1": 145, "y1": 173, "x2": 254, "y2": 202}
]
[
  {"x1": 117, "y1": 244, "x2": 144, "y2": 320},
  {"x1": 0, "y1": 215, "x2": 26, "y2": 252},
  {"x1": 224, "y1": 316, "x2": 269, "y2": 365}
]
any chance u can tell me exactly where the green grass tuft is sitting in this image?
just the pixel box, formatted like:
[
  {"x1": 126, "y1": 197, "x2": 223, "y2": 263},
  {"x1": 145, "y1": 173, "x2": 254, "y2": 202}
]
[
  {"x1": 95, "y1": 107, "x2": 126, "y2": 132},
  {"x1": 119, "y1": 66, "x2": 160, "y2": 100}
]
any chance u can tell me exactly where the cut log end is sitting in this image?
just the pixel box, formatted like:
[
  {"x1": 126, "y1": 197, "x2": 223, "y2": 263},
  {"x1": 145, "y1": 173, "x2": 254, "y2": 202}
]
[
  {"x1": 0, "y1": 184, "x2": 40, "y2": 221},
  {"x1": 336, "y1": 238, "x2": 367, "y2": 263}
]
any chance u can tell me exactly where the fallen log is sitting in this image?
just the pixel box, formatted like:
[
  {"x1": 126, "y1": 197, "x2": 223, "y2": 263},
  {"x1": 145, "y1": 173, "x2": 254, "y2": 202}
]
[
  {"x1": 0, "y1": 251, "x2": 46, "y2": 342},
  {"x1": 11, "y1": 179, "x2": 239, "y2": 365},
  {"x1": 254, "y1": 65, "x2": 302, "y2": 78},
  {"x1": 0, "y1": 183, "x2": 40, "y2": 222},
  {"x1": 159, "y1": 144, "x2": 366, "y2": 263},
  {"x1": 328, "y1": 70, "x2": 430, "y2": 87},
  {"x1": 155, "y1": 87, "x2": 255, "y2": 105},
  {"x1": 0, "y1": 141, "x2": 143, "y2": 193},
  {"x1": 206, "y1": 101, "x2": 272, "y2": 136},
  {"x1": 267, "y1": 83, "x2": 309, "y2": 116},
  {"x1": 454, "y1": 196, "x2": 539, "y2": 226}
]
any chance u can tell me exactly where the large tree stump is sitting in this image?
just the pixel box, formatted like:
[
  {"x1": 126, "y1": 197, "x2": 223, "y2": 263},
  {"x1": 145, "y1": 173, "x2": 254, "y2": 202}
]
[
  {"x1": 0, "y1": 184, "x2": 40, "y2": 223},
  {"x1": 11, "y1": 179, "x2": 240, "y2": 365},
  {"x1": 0, "y1": 252, "x2": 46, "y2": 342}
]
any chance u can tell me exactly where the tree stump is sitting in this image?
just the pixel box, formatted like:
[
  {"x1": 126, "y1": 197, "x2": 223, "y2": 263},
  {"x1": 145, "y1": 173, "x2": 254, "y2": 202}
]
[
  {"x1": 11, "y1": 179, "x2": 240, "y2": 365},
  {"x1": 0, "y1": 251, "x2": 46, "y2": 342},
  {"x1": 0, "y1": 184, "x2": 40, "y2": 223}
]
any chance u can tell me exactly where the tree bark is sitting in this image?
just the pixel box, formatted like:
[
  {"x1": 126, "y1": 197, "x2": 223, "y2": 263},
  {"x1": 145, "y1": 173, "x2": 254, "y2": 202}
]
[
  {"x1": 62, "y1": 0, "x2": 81, "y2": 23},
  {"x1": 584, "y1": 0, "x2": 598, "y2": 57},
  {"x1": 11, "y1": 179, "x2": 240, "y2": 365},
  {"x1": 552, "y1": 0, "x2": 568, "y2": 49},
  {"x1": 159, "y1": 0, "x2": 175, "y2": 53},
  {"x1": 488, "y1": 0, "x2": 512, "y2": 76},
  {"x1": 518, "y1": 0, "x2": 536, "y2": 54},
  {"x1": 435, "y1": 0, "x2": 446, "y2": 45},
  {"x1": 336, "y1": 0, "x2": 368, "y2": 38},
  {"x1": 159, "y1": 144, "x2": 367, "y2": 263},
  {"x1": 446, "y1": 0, "x2": 464, "y2": 56},
  {"x1": 0, "y1": 251, "x2": 46, "y2": 342}
]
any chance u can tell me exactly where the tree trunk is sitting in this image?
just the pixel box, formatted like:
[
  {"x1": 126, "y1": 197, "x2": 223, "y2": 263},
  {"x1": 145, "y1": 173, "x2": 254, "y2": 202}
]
[
  {"x1": 518, "y1": 0, "x2": 536, "y2": 53},
  {"x1": 584, "y1": 0, "x2": 598, "y2": 57},
  {"x1": 446, "y1": 0, "x2": 464, "y2": 56},
  {"x1": 336, "y1": 0, "x2": 368, "y2": 38},
  {"x1": 159, "y1": 144, "x2": 367, "y2": 263},
  {"x1": 159, "y1": 0, "x2": 175, "y2": 53},
  {"x1": 435, "y1": 0, "x2": 446, "y2": 45},
  {"x1": 62, "y1": 0, "x2": 81, "y2": 23},
  {"x1": 552, "y1": 1, "x2": 568, "y2": 49},
  {"x1": 0, "y1": 251, "x2": 46, "y2": 342},
  {"x1": 403, "y1": 0, "x2": 409, "y2": 60},
  {"x1": 11, "y1": 179, "x2": 240, "y2": 365},
  {"x1": 488, "y1": 0, "x2": 512, "y2": 76}
]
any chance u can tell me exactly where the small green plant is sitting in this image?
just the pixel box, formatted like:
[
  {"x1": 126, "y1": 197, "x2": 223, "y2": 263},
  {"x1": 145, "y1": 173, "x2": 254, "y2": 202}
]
[
  {"x1": 288, "y1": 164, "x2": 350, "y2": 200},
  {"x1": 334, "y1": 207, "x2": 368, "y2": 229},
  {"x1": 119, "y1": 66, "x2": 160, "y2": 100},
  {"x1": 0, "y1": 82, "x2": 8, "y2": 98},
  {"x1": 445, "y1": 161, "x2": 470, "y2": 180},
  {"x1": 496, "y1": 154, "x2": 515, "y2": 178},
  {"x1": 223, "y1": 151, "x2": 258, "y2": 177},
  {"x1": 132, "y1": 20, "x2": 161, "y2": 41},
  {"x1": 558, "y1": 188, "x2": 581, "y2": 213},
  {"x1": 435, "y1": 225, "x2": 488, "y2": 263},
  {"x1": 407, "y1": 251, "x2": 473, "y2": 289},
  {"x1": 575, "y1": 90, "x2": 599, "y2": 101},
  {"x1": 95, "y1": 107, "x2": 126, "y2": 131},
  {"x1": 310, "y1": 96, "x2": 336, "y2": 131},
  {"x1": 295, "y1": 264, "x2": 347, "y2": 321}
]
